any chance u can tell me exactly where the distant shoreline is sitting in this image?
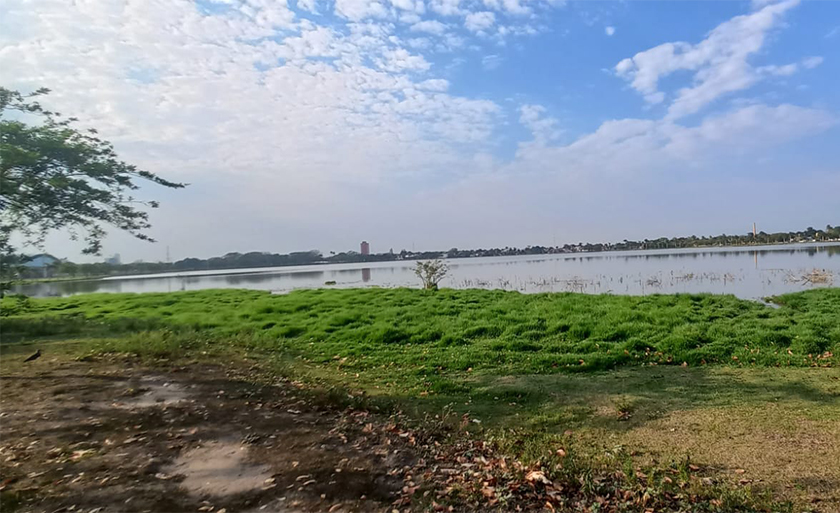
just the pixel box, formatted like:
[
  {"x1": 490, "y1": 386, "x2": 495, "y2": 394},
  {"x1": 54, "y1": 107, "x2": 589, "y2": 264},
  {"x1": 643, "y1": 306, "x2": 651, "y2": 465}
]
[{"x1": 19, "y1": 240, "x2": 840, "y2": 285}]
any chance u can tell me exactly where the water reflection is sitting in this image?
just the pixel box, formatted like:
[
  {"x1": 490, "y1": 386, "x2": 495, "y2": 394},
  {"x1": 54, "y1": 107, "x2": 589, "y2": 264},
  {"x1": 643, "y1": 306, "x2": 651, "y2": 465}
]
[{"x1": 14, "y1": 242, "x2": 840, "y2": 299}]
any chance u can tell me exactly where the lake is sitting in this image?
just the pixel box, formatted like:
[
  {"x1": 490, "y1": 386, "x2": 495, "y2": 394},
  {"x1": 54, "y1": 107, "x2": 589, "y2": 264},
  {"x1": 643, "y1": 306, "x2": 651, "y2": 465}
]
[{"x1": 16, "y1": 243, "x2": 840, "y2": 299}]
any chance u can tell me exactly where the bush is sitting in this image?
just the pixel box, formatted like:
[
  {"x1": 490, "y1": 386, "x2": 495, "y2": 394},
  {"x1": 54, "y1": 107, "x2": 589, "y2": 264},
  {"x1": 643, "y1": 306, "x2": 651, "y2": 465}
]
[{"x1": 414, "y1": 259, "x2": 449, "y2": 290}]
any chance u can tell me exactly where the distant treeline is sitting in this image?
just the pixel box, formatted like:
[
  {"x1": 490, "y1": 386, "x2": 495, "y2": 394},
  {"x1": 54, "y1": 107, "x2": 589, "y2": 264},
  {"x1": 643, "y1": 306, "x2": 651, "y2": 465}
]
[{"x1": 21, "y1": 223, "x2": 840, "y2": 280}]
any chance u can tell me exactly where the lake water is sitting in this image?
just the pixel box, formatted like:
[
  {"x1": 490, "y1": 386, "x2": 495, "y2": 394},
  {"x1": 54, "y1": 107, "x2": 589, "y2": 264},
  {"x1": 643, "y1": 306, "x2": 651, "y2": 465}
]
[{"x1": 16, "y1": 243, "x2": 840, "y2": 299}]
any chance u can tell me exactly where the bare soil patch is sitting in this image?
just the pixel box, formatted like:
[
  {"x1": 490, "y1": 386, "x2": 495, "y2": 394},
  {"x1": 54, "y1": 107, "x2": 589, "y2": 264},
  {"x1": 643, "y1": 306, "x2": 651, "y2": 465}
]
[
  {"x1": 163, "y1": 441, "x2": 272, "y2": 497},
  {"x1": 0, "y1": 357, "x2": 411, "y2": 513}
]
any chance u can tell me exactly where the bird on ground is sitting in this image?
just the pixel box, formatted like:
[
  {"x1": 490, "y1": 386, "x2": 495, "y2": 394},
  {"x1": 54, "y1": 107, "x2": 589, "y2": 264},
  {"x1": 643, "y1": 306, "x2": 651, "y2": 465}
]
[{"x1": 23, "y1": 350, "x2": 41, "y2": 362}]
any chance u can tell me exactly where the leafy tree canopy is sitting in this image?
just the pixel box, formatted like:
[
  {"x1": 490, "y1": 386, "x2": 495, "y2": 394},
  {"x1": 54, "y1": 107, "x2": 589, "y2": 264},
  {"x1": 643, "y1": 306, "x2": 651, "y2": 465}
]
[{"x1": 0, "y1": 87, "x2": 185, "y2": 257}]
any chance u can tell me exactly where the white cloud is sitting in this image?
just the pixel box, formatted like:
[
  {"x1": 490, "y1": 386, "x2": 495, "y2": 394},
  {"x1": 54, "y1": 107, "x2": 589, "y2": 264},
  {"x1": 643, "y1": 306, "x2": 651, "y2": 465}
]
[
  {"x1": 758, "y1": 63, "x2": 798, "y2": 76},
  {"x1": 514, "y1": 103, "x2": 835, "y2": 176},
  {"x1": 0, "y1": 0, "x2": 500, "y2": 190},
  {"x1": 405, "y1": 102, "x2": 837, "y2": 253},
  {"x1": 605, "y1": 26, "x2": 615, "y2": 36},
  {"x1": 439, "y1": 33, "x2": 466, "y2": 51},
  {"x1": 375, "y1": 47, "x2": 432, "y2": 71},
  {"x1": 500, "y1": 0, "x2": 530, "y2": 15},
  {"x1": 410, "y1": 20, "x2": 448, "y2": 35},
  {"x1": 464, "y1": 11, "x2": 496, "y2": 33},
  {"x1": 827, "y1": 26, "x2": 840, "y2": 38},
  {"x1": 481, "y1": 0, "x2": 529, "y2": 15},
  {"x1": 399, "y1": 12, "x2": 422, "y2": 23},
  {"x1": 407, "y1": 37, "x2": 432, "y2": 49},
  {"x1": 756, "y1": 55, "x2": 822, "y2": 77},
  {"x1": 389, "y1": 0, "x2": 425, "y2": 13},
  {"x1": 418, "y1": 78, "x2": 450, "y2": 91},
  {"x1": 334, "y1": 0, "x2": 388, "y2": 20},
  {"x1": 481, "y1": 54, "x2": 503, "y2": 70},
  {"x1": 802, "y1": 56, "x2": 823, "y2": 69},
  {"x1": 615, "y1": 0, "x2": 800, "y2": 119},
  {"x1": 519, "y1": 104, "x2": 562, "y2": 144},
  {"x1": 429, "y1": 0, "x2": 463, "y2": 16}
]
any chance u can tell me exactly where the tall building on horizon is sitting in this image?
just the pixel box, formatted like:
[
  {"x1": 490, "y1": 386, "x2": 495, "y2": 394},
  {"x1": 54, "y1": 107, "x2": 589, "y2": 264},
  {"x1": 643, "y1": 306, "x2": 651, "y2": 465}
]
[{"x1": 360, "y1": 241, "x2": 370, "y2": 255}]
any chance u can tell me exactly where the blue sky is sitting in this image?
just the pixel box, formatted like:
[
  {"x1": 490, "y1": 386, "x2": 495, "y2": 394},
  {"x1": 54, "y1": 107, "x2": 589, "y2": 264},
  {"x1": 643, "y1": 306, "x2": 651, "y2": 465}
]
[{"x1": 1, "y1": 0, "x2": 838, "y2": 261}]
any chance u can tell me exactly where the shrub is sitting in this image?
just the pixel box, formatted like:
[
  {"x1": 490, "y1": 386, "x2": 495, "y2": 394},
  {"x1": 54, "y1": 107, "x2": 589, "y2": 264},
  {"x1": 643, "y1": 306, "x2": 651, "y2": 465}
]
[{"x1": 414, "y1": 259, "x2": 449, "y2": 290}]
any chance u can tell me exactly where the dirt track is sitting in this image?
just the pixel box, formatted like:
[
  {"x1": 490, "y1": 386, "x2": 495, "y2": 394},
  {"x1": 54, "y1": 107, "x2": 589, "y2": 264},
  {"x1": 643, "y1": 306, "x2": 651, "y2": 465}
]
[{"x1": 0, "y1": 357, "x2": 416, "y2": 513}]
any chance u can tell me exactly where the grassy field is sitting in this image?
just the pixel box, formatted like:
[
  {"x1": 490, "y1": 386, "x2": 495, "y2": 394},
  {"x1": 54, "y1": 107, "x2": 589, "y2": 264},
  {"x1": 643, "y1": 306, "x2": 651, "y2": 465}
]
[
  {"x1": 3, "y1": 287, "x2": 839, "y2": 371},
  {"x1": 3, "y1": 287, "x2": 840, "y2": 509}
]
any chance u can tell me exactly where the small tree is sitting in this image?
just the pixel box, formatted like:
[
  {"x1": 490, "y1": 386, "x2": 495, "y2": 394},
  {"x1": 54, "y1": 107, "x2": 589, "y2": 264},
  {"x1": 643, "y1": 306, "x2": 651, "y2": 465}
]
[{"x1": 414, "y1": 259, "x2": 448, "y2": 290}]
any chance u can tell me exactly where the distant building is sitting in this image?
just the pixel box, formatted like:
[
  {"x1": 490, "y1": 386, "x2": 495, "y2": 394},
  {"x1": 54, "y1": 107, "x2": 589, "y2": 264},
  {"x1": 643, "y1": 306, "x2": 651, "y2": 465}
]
[
  {"x1": 22, "y1": 254, "x2": 59, "y2": 268},
  {"x1": 105, "y1": 253, "x2": 121, "y2": 265},
  {"x1": 360, "y1": 241, "x2": 370, "y2": 255},
  {"x1": 22, "y1": 253, "x2": 60, "y2": 278}
]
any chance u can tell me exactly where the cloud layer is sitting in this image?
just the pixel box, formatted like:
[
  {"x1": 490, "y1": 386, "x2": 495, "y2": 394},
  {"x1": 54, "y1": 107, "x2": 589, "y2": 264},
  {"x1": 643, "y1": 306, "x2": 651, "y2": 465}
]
[{"x1": 0, "y1": 0, "x2": 836, "y2": 259}]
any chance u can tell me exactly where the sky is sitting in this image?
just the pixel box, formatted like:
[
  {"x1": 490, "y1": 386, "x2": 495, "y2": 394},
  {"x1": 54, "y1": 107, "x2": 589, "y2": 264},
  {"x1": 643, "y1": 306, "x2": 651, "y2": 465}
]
[{"x1": 1, "y1": 0, "x2": 839, "y2": 262}]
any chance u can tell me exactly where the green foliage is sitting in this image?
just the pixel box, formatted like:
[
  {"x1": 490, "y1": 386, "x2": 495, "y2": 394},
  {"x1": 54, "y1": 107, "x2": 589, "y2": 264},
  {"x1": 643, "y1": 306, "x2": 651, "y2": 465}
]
[
  {"x1": 0, "y1": 86, "x2": 184, "y2": 275},
  {"x1": 0, "y1": 294, "x2": 32, "y2": 316},
  {"x1": 414, "y1": 259, "x2": 449, "y2": 290},
  {"x1": 2, "y1": 288, "x2": 838, "y2": 377}
]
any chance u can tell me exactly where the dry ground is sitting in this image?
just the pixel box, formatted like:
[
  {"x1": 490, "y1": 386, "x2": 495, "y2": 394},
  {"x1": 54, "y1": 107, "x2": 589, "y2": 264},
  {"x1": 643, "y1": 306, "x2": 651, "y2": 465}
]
[{"x1": 0, "y1": 356, "x2": 417, "y2": 513}]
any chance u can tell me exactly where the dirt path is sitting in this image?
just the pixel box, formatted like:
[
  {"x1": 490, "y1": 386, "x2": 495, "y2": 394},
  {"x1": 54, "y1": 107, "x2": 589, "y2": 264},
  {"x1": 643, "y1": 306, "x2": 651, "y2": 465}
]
[{"x1": 0, "y1": 357, "x2": 414, "y2": 513}]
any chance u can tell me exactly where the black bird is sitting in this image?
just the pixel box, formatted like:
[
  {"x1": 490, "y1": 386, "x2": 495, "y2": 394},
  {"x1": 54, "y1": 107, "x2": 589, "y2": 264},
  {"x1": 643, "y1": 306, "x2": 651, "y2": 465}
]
[{"x1": 23, "y1": 350, "x2": 41, "y2": 362}]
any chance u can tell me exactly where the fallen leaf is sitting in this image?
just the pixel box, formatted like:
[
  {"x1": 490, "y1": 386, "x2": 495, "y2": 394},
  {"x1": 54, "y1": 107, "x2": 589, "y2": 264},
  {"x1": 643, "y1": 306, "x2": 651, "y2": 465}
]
[
  {"x1": 525, "y1": 470, "x2": 551, "y2": 485},
  {"x1": 71, "y1": 449, "x2": 94, "y2": 461}
]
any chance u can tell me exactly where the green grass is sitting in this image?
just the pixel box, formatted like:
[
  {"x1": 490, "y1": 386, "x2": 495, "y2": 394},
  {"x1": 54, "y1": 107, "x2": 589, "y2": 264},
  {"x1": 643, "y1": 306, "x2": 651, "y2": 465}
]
[
  {"x1": 3, "y1": 288, "x2": 838, "y2": 375},
  {"x1": 3, "y1": 287, "x2": 840, "y2": 509},
  {"x1": 3, "y1": 287, "x2": 838, "y2": 425}
]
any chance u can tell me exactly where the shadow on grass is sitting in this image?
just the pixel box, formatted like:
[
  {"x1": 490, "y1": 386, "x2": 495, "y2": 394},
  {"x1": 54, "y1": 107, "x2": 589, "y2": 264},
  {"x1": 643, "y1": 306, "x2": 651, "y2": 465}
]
[{"x1": 428, "y1": 365, "x2": 840, "y2": 432}]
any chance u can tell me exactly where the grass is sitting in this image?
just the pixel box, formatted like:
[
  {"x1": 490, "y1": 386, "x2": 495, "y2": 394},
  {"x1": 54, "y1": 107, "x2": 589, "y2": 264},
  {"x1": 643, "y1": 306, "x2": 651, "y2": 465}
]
[
  {"x1": 3, "y1": 287, "x2": 840, "y2": 509},
  {"x1": 3, "y1": 287, "x2": 839, "y2": 372}
]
